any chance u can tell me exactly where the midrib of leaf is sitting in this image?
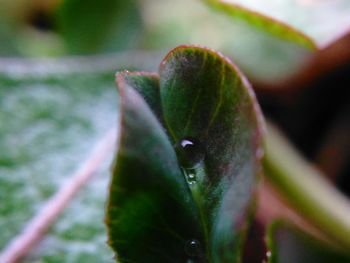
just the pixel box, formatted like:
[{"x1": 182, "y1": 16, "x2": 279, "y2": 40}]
[
  {"x1": 164, "y1": 104, "x2": 212, "y2": 261},
  {"x1": 162, "y1": 87, "x2": 226, "y2": 262},
  {"x1": 188, "y1": 170, "x2": 212, "y2": 261}
]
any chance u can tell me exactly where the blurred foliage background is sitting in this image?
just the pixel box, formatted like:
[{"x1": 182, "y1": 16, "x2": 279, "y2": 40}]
[
  {"x1": 0, "y1": 0, "x2": 314, "y2": 82},
  {"x1": 1, "y1": 0, "x2": 349, "y2": 83},
  {"x1": 1, "y1": 0, "x2": 350, "y2": 262}
]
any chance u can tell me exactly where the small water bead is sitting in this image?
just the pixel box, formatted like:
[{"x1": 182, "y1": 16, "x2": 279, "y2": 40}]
[
  {"x1": 184, "y1": 239, "x2": 201, "y2": 258},
  {"x1": 183, "y1": 168, "x2": 197, "y2": 186},
  {"x1": 187, "y1": 172, "x2": 196, "y2": 181},
  {"x1": 175, "y1": 137, "x2": 205, "y2": 168}
]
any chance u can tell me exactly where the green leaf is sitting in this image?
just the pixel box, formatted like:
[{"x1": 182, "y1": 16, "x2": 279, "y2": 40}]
[
  {"x1": 56, "y1": 0, "x2": 142, "y2": 54},
  {"x1": 204, "y1": 0, "x2": 316, "y2": 50},
  {"x1": 160, "y1": 46, "x2": 263, "y2": 262},
  {"x1": 107, "y1": 46, "x2": 264, "y2": 262},
  {"x1": 106, "y1": 72, "x2": 205, "y2": 262},
  {"x1": 267, "y1": 221, "x2": 350, "y2": 263}
]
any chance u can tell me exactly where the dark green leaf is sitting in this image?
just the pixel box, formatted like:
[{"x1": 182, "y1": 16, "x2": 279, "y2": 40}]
[
  {"x1": 106, "y1": 72, "x2": 205, "y2": 262},
  {"x1": 56, "y1": 0, "x2": 142, "y2": 54},
  {"x1": 267, "y1": 221, "x2": 350, "y2": 263},
  {"x1": 160, "y1": 46, "x2": 263, "y2": 262},
  {"x1": 107, "y1": 46, "x2": 264, "y2": 262}
]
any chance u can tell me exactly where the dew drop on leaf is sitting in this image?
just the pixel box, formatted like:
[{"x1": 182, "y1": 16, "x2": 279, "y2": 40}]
[
  {"x1": 185, "y1": 239, "x2": 201, "y2": 258},
  {"x1": 183, "y1": 169, "x2": 197, "y2": 186},
  {"x1": 175, "y1": 137, "x2": 205, "y2": 168}
]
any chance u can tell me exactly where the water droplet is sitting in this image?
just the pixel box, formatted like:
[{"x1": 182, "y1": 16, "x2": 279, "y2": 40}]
[
  {"x1": 185, "y1": 239, "x2": 201, "y2": 258},
  {"x1": 175, "y1": 137, "x2": 205, "y2": 168},
  {"x1": 185, "y1": 170, "x2": 197, "y2": 186},
  {"x1": 266, "y1": 251, "x2": 271, "y2": 258},
  {"x1": 188, "y1": 173, "x2": 195, "y2": 179}
]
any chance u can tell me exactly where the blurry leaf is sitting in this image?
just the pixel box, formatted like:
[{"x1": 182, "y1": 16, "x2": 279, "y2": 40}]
[
  {"x1": 24, "y1": 161, "x2": 116, "y2": 263},
  {"x1": 106, "y1": 46, "x2": 264, "y2": 262},
  {"x1": 0, "y1": 53, "x2": 156, "y2": 262},
  {"x1": 208, "y1": 21, "x2": 313, "y2": 85},
  {"x1": 267, "y1": 221, "x2": 350, "y2": 263},
  {"x1": 56, "y1": 0, "x2": 142, "y2": 54},
  {"x1": 204, "y1": 0, "x2": 350, "y2": 47},
  {"x1": 0, "y1": 72, "x2": 116, "y2": 261},
  {"x1": 204, "y1": 0, "x2": 316, "y2": 50},
  {"x1": 263, "y1": 123, "x2": 350, "y2": 249}
]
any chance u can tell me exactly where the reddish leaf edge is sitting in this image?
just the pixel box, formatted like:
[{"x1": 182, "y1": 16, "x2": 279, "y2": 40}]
[{"x1": 204, "y1": 0, "x2": 318, "y2": 51}]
